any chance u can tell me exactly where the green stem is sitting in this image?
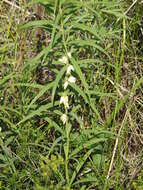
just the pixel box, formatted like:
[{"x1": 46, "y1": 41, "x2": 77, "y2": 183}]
[
  {"x1": 60, "y1": 5, "x2": 70, "y2": 185},
  {"x1": 65, "y1": 109, "x2": 70, "y2": 185}
]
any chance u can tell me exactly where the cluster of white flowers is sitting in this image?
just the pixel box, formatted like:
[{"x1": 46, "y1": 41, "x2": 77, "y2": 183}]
[
  {"x1": 59, "y1": 52, "x2": 76, "y2": 125},
  {"x1": 60, "y1": 94, "x2": 69, "y2": 109}
]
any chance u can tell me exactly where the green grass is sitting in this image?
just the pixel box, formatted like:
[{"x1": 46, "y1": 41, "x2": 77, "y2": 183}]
[{"x1": 0, "y1": 0, "x2": 143, "y2": 189}]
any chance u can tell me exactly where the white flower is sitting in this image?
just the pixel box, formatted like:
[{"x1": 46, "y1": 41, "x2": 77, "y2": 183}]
[
  {"x1": 60, "y1": 95, "x2": 69, "y2": 109},
  {"x1": 66, "y1": 65, "x2": 74, "y2": 75},
  {"x1": 58, "y1": 52, "x2": 71, "y2": 64},
  {"x1": 61, "y1": 114, "x2": 67, "y2": 125},
  {"x1": 0, "y1": 127, "x2": 1, "y2": 132},
  {"x1": 64, "y1": 81, "x2": 69, "y2": 90},
  {"x1": 59, "y1": 56, "x2": 68, "y2": 64},
  {"x1": 68, "y1": 76, "x2": 76, "y2": 83},
  {"x1": 67, "y1": 52, "x2": 71, "y2": 58}
]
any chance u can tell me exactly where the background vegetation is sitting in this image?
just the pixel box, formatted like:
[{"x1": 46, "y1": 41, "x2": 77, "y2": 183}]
[{"x1": 0, "y1": 0, "x2": 143, "y2": 189}]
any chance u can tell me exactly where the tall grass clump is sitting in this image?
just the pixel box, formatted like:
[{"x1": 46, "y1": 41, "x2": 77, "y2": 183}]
[{"x1": 0, "y1": 0, "x2": 143, "y2": 189}]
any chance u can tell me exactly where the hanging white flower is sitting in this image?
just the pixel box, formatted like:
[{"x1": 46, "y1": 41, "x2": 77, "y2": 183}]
[
  {"x1": 60, "y1": 95, "x2": 69, "y2": 109},
  {"x1": 58, "y1": 56, "x2": 68, "y2": 64},
  {"x1": 67, "y1": 52, "x2": 71, "y2": 58},
  {"x1": 68, "y1": 76, "x2": 76, "y2": 83},
  {"x1": 66, "y1": 65, "x2": 74, "y2": 75},
  {"x1": 58, "y1": 52, "x2": 71, "y2": 64},
  {"x1": 61, "y1": 114, "x2": 67, "y2": 125},
  {"x1": 64, "y1": 81, "x2": 69, "y2": 90}
]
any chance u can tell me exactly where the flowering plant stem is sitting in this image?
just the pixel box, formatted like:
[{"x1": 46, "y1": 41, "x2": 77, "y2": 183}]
[
  {"x1": 60, "y1": 14, "x2": 71, "y2": 186},
  {"x1": 65, "y1": 120, "x2": 70, "y2": 185}
]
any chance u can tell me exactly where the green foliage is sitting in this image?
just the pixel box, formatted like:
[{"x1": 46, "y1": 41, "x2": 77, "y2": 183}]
[
  {"x1": 132, "y1": 175, "x2": 143, "y2": 190},
  {"x1": 0, "y1": 0, "x2": 142, "y2": 189}
]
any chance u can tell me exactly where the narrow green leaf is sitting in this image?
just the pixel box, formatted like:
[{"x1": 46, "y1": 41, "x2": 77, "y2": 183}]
[
  {"x1": 30, "y1": 0, "x2": 53, "y2": 5},
  {"x1": 18, "y1": 20, "x2": 51, "y2": 30},
  {"x1": 52, "y1": 66, "x2": 67, "y2": 103},
  {"x1": 71, "y1": 23, "x2": 103, "y2": 41},
  {"x1": 47, "y1": 136, "x2": 63, "y2": 157},
  {"x1": 69, "y1": 83, "x2": 88, "y2": 103},
  {"x1": 89, "y1": 90, "x2": 116, "y2": 98},
  {"x1": 26, "y1": 82, "x2": 54, "y2": 112},
  {"x1": 0, "y1": 73, "x2": 14, "y2": 87},
  {"x1": 44, "y1": 117, "x2": 64, "y2": 135},
  {"x1": 0, "y1": 117, "x2": 15, "y2": 129},
  {"x1": 70, "y1": 40, "x2": 110, "y2": 58},
  {"x1": 5, "y1": 136, "x2": 15, "y2": 147},
  {"x1": 0, "y1": 154, "x2": 6, "y2": 162},
  {"x1": 14, "y1": 83, "x2": 43, "y2": 89},
  {"x1": 71, "y1": 58, "x2": 89, "y2": 94},
  {"x1": 102, "y1": 9, "x2": 125, "y2": 18},
  {"x1": 70, "y1": 138, "x2": 106, "y2": 158},
  {"x1": 17, "y1": 101, "x2": 59, "y2": 126},
  {"x1": 73, "y1": 176, "x2": 98, "y2": 185},
  {"x1": 70, "y1": 149, "x2": 93, "y2": 185}
]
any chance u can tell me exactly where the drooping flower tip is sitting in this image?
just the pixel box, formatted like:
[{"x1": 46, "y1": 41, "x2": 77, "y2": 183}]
[
  {"x1": 60, "y1": 95, "x2": 69, "y2": 109},
  {"x1": 58, "y1": 56, "x2": 68, "y2": 64},
  {"x1": 66, "y1": 65, "x2": 74, "y2": 75},
  {"x1": 58, "y1": 52, "x2": 71, "y2": 64},
  {"x1": 61, "y1": 114, "x2": 67, "y2": 125},
  {"x1": 64, "y1": 81, "x2": 69, "y2": 90},
  {"x1": 68, "y1": 76, "x2": 76, "y2": 83},
  {"x1": 67, "y1": 52, "x2": 71, "y2": 58}
]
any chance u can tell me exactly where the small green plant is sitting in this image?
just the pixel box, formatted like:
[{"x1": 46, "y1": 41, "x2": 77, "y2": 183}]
[
  {"x1": 131, "y1": 170, "x2": 143, "y2": 190},
  {"x1": 40, "y1": 154, "x2": 64, "y2": 180}
]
